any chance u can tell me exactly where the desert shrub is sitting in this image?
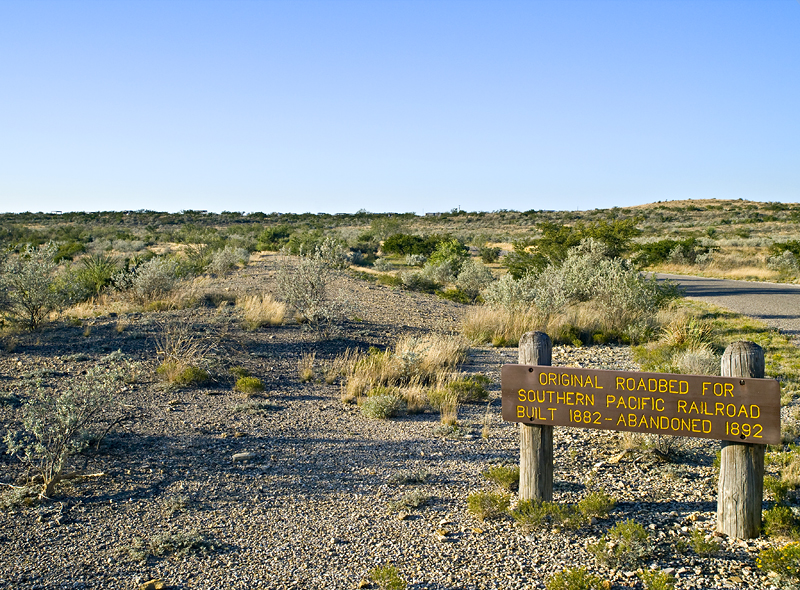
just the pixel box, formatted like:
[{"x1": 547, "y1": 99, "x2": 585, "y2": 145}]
[
  {"x1": 256, "y1": 225, "x2": 293, "y2": 251},
  {"x1": 455, "y1": 258, "x2": 494, "y2": 301},
  {"x1": 545, "y1": 567, "x2": 605, "y2": 590},
  {"x1": 690, "y1": 529, "x2": 720, "y2": 556},
  {"x1": 482, "y1": 465, "x2": 519, "y2": 492},
  {"x1": 404, "y1": 254, "x2": 426, "y2": 267},
  {"x1": 373, "y1": 258, "x2": 394, "y2": 272},
  {"x1": 757, "y1": 542, "x2": 800, "y2": 587},
  {"x1": 421, "y1": 259, "x2": 459, "y2": 285},
  {"x1": 237, "y1": 293, "x2": 286, "y2": 329},
  {"x1": 3, "y1": 366, "x2": 125, "y2": 498},
  {"x1": 1, "y1": 242, "x2": 73, "y2": 329},
  {"x1": 578, "y1": 490, "x2": 616, "y2": 519},
  {"x1": 129, "y1": 530, "x2": 215, "y2": 561},
  {"x1": 132, "y1": 256, "x2": 180, "y2": 301},
  {"x1": 387, "y1": 469, "x2": 430, "y2": 485},
  {"x1": 234, "y1": 376, "x2": 264, "y2": 394},
  {"x1": 467, "y1": 491, "x2": 510, "y2": 521},
  {"x1": 510, "y1": 500, "x2": 583, "y2": 531},
  {"x1": 360, "y1": 391, "x2": 406, "y2": 419},
  {"x1": 314, "y1": 236, "x2": 350, "y2": 269},
  {"x1": 588, "y1": 519, "x2": 650, "y2": 567},
  {"x1": 637, "y1": 569, "x2": 675, "y2": 590},
  {"x1": 399, "y1": 270, "x2": 439, "y2": 293},
  {"x1": 479, "y1": 246, "x2": 501, "y2": 263},
  {"x1": 481, "y1": 273, "x2": 538, "y2": 311},
  {"x1": 674, "y1": 345, "x2": 720, "y2": 375},
  {"x1": 764, "y1": 505, "x2": 800, "y2": 538},
  {"x1": 206, "y1": 245, "x2": 249, "y2": 275},
  {"x1": 382, "y1": 233, "x2": 442, "y2": 256},
  {"x1": 768, "y1": 250, "x2": 800, "y2": 276},
  {"x1": 633, "y1": 237, "x2": 713, "y2": 267},
  {"x1": 275, "y1": 250, "x2": 336, "y2": 325},
  {"x1": 388, "y1": 489, "x2": 429, "y2": 511},
  {"x1": 427, "y1": 238, "x2": 469, "y2": 272},
  {"x1": 369, "y1": 565, "x2": 407, "y2": 590}
]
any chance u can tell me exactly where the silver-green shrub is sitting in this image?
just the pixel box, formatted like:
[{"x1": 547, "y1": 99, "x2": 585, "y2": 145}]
[
  {"x1": 768, "y1": 250, "x2": 799, "y2": 275},
  {"x1": 404, "y1": 254, "x2": 427, "y2": 267},
  {"x1": 4, "y1": 366, "x2": 126, "y2": 498},
  {"x1": 314, "y1": 236, "x2": 350, "y2": 270},
  {"x1": 275, "y1": 250, "x2": 334, "y2": 324},
  {"x1": 132, "y1": 256, "x2": 180, "y2": 301},
  {"x1": 206, "y1": 245, "x2": 250, "y2": 276},
  {"x1": 360, "y1": 392, "x2": 406, "y2": 419},
  {"x1": 1, "y1": 243, "x2": 72, "y2": 329},
  {"x1": 455, "y1": 259, "x2": 495, "y2": 300}
]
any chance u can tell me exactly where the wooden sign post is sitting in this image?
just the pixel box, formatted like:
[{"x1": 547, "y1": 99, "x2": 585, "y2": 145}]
[
  {"x1": 518, "y1": 331, "x2": 553, "y2": 502},
  {"x1": 503, "y1": 334, "x2": 780, "y2": 538},
  {"x1": 717, "y1": 341, "x2": 767, "y2": 538}
]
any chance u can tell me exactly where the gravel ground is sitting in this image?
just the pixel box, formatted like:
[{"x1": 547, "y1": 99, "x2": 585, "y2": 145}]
[{"x1": 0, "y1": 257, "x2": 785, "y2": 590}]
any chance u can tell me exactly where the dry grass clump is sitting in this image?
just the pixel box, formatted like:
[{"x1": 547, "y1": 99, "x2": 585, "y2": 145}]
[
  {"x1": 297, "y1": 352, "x2": 316, "y2": 382},
  {"x1": 461, "y1": 307, "x2": 544, "y2": 347},
  {"x1": 155, "y1": 322, "x2": 214, "y2": 386},
  {"x1": 337, "y1": 333, "x2": 471, "y2": 420},
  {"x1": 237, "y1": 294, "x2": 286, "y2": 330},
  {"x1": 323, "y1": 348, "x2": 360, "y2": 384}
]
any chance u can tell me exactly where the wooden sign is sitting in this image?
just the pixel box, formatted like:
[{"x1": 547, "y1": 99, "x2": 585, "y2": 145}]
[{"x1": 502, "y1": 365, "x2": 781, "y2": 445}]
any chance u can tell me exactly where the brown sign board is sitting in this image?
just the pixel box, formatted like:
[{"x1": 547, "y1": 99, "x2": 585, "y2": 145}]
[{"x1": 502, "y1": 365, "x2": 781, "y2": 445}]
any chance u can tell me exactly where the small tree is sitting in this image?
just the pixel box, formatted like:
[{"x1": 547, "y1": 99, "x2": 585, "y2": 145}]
[
  {"x1": 1, "y1": 243, "x2": 70, "y2": 329},
  {"x1": 4, "y1": 367, "x2": 124, "y2": 498}
]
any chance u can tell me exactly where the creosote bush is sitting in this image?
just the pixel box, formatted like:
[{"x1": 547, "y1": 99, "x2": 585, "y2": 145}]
[
  {"x1": 466, "y1": 491, "x2": 510, "y2": 521},
  {"x1": 757, "y1": 541, "x2": 800, "y2": 587},
  {"x1": 545, "y1": 567, "x2": 605, "y2": 590}
]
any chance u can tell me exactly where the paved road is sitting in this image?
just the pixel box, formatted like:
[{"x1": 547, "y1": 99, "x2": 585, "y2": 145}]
[{"x1": 657, "y1": 273, "x2": 800, "y2": 341}]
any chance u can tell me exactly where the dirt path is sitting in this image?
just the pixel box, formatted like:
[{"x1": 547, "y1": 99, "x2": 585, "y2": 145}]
[{"x1": 658, "y1": 272, "x2": 800, "y2": 342}]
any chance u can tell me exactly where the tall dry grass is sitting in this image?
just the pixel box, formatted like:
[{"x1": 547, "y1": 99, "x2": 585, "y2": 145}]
[
  {"x1": 237, "y1": 294, "x2": 286, "y2": 330},
  {"x1": 461, "y1": 307, "x2": 544, "y2": 347}
]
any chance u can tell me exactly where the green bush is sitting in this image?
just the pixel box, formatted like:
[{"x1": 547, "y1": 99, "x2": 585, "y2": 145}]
[
  {"x1": 482, "y1": 465, "x2": 519, "y2": 492},
  {"x1": 637, "y1": 569, "x2": 675, "y2": 590},
  {"x1": 382, "y1": 233, "x2": 443, "y2": 256},
  {"x1": 446, "y1": 375, "x2": 490, "y2": 403},
  {"x1": 157, "y1": 363, "x2": 210, "y2": 386},
  {"x1": 764, "y1": 505, "x2": 799, "y2": 538},
  {"x1": 132, "y1": 256, "x2": 180, "y2": 301},
  {"x1": 360, "y1": 392, "x2": 406, "y2": 419},
  {"x1": 479, "y1": 246, "x2": 501, "y2": 263},
  {"x1": 467, "y1": 491, "x2": 510, "y2": 521},
  {"x1": 689, "y1": 529, "x2": 720, "y2": 556},
  {"x1": 510, "y1": 499, "x2": 583, "y2": 531},
  {"x1": 545, "y1": 567, "x2": 605, "y2": 590},
  {"x1": 75, "y1": 253, "x2": 118, "y2": 297},
  {"x1": 757, "y1": 541, "x2": 800, "y2": 586},
  {"x1": 369, "y1": 565, "x2": 407, "y2": 590},
  {"x1": 588, "y1": 519, "x2": 650, "y2": 568},
  {"x1": 234, "y1": 376, "x2": 264, "y2": 394},
  {"x1": 388, "y1": 489, "x2": 429, "y2": 511},
  {"x1": 577, "y1": 490, "x2": 616, "y2": 519},
  {"x1": 765, "y1": 475, "x2": 792, "y2": 505}
]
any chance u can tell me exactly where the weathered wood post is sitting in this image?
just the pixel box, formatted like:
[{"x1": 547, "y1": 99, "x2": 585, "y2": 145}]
[
  {"x1": 717, "y1": 341, "x2": 767, "y2": 539},
  {"x1": 518, "y1": 331, "x2": 553, "y2": 502}
]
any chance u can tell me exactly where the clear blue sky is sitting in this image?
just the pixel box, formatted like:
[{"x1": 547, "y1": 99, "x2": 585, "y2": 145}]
[{"x1": 1, "y1": 0, "x2": 798, "y2": 214}]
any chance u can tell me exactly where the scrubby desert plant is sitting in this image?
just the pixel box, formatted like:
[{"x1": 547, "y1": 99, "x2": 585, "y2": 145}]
[
  {"x1": 545, "y1": 567, "x2": 605, "y2": 590},
  {"x1": 237, "y1": 293, "x2": 285, "y2": 329},
  {"x1": 764, "y1": 505, "x2": 799, "y2": 538},
  {"x1": 387, "y1": 489, "x2": 429, "y2": 511},
  {"x1": 427, "y1": 386, "x2": 459, "y2": 425},
  {"x1": 1, "y1": 242, "x2": 72, "y2": 329},
  {"x1": 578, "y1": 490, "x2": 616, "y2": 519},
  {"x1": 467, "y1": 491, "x2": 510, "y2": 521},
  {"x1": 234, "y1": 376, "x2": 264, "y2": 394},
  {"x1": 482, "y1": 465, "x2": 519, "y2": 492},
  {"x1": 369, "y1": 565, "x2": 407, "y2": 590},
  {"x1": 275, "y1": 250, "x2": 334, "y2": 324},
  {"x1": 132, "y1": 257, "x2": 180, "y2": 301},
  {"x1": 690, "y1": 529, "x2": 720, "y2": 556},
  {"x1": 637, "y1": 569, "x2": 675, "y2": 590},
  {"x1": 588, "y1": 519, "x2": 650, "y2": 567},
  {"x1": 206, "y1": 245, "x2": 249, "y2": 275},
  {"x1": 510, "y1": 500, "x2": 583, "y2": 531},
  {"x1": 129, "y1": 530, "x2": 215, "y2": 561},
  {"x1": 360, "y1": 389, "x2": 406, "y2": 419},
  {"x1": 3, "y1": 366, "x2": 125, "y2": 498},
  {"x1": 757, "y1": 542, "x2": 800, "y2": 588}
]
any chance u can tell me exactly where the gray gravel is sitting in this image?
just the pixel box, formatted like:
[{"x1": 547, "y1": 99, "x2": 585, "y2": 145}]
[{"x1": 0, "y1": 259, "x2": 785, "y2": 590}]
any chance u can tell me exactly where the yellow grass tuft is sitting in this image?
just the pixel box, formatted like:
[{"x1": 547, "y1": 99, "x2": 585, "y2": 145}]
[
  {"x1": 298, "y1": 352, "x2": 316, "y2": 382},
  {"x1": 237, "y1": 294, "x2": 286, "y2": 330}
]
